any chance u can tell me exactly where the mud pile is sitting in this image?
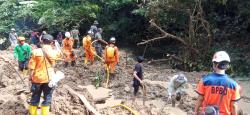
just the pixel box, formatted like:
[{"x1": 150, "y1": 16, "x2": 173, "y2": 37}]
[{"x1": 1, "y1": 49, "x2": 249, "y2": 115}]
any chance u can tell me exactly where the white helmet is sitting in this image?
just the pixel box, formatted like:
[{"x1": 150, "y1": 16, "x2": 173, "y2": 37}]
[
  {"x1": 87, "y1": 30, "x2": 93, "y2": 35},
  {"x1": 110, "y1": 37, "x2": 116, "y2": 43},
  {"x1": 212, "y1": 51, "x2": 230, "y2": 62},
  {"x1": 65, "y1": 32, "x2": 71, "y2": 38},
  {"x1": 11, "y1": 28, "x2": 15, "y2": 31}
]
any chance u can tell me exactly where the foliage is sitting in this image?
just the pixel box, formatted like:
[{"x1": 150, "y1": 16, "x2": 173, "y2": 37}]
[{"x1": 0, "y1": 0, "x2": 249, "y2": 76}]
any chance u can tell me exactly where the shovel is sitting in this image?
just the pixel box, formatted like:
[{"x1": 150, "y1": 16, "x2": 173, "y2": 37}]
[{"x1": 142, "y1": 84, "x2": 147, "y2": 105}]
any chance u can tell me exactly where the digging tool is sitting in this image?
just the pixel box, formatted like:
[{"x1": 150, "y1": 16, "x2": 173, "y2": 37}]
[
  {"x1": 142, "y1": 84, "x2": 147, "y2": 106},
  {"x1": 0, "y1": 57, "x2": 27, "y2": 88},
  {"x1": 112, "y1": 104, "x2": 137, "y2": 115}
]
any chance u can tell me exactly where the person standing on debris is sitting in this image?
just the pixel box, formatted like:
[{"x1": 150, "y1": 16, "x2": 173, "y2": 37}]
[
  {"x1": 71, "y1": 26, "x2": 80, "y2": 49},
  {"x1": 90, "y1": 20, "x2": 99, "y2": 35},
  {"x1": 28, "y1": 34, "x2": 61, "y2": 115},
  {"x1": 167, "y1": 73, "x2": 188, "y2": 106},
  {"x1": 104, "y1": 37, "x2": 119, "y2": 75},
  {"x1": 62, "y1": 32, "x2": 76, "y2": 67},
  {"x1": 194, "y1": 51, "x2": 241, "y2": 115},
  {"x1": 14, "y1": 37, "x2": 32, "y2": 76},
  {"x1": 56, "y1": 32, "x2": 63, "y2": 46},
  {"x1": 30, "y1": 31, "x2": 40, "y2": 47},
  {"x1": 132, "y1": 56, "x2": 144, "y2": 101},
  {"x1": 82, "y1": 31, "x2": 95, "y2": 65},
  {"x1": 9, "y1": 28, "x2": 18, "y2": 48},
  {"x1": 94, "y1": 28, "x2": 108, "y2": 57}
]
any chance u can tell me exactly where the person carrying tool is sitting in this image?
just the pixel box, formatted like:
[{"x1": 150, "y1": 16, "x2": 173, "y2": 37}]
[
  {"x1": 194, "y1": 51, "x2": 241, "y2": 115},
  {"x1": 82, "y1": 31, "x2": 95, "y2": 65},
  {"x1": 62, "y1": 32, "x2": 76, "y2": 67},
  {"x1": 167, "y1": 73, "x2": 188, "y2": 106},
  {"x1": 9, "y1": 28, "x2": 18, "y2": 48},
  {"x1": 104, "y1": 37, "x2": 119, "y2": 76},
  {"x1": 94, "y1": 28, "x2": 108, "y2": 57},
  {"x1": 132, "y1": 56, "x2": 144, "y2": 101},
  {"x1": 14, "y1": 37, "x2": 32, "y2": 76},
  {"x1": 28, "y1": 34, "x2": 61, "y2": 115}
]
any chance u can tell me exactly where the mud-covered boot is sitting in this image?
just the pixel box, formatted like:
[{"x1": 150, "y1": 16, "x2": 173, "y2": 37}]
[{"x1": 71, "y1": 61, "x2": 76, "y2": 67}]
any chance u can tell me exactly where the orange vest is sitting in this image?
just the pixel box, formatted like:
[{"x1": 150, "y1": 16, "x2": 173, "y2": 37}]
[
  {"x1": 28, "y1": 45, "x2": 61, "y2": 83},
  {"x1": 63, "y1": 38, "x2": 74, "y2": 51},
  {"x1": 83, "y1": 35, "x2": 92, "y2": 48},
  {"x1": 104, "y1": 44, "x2": 119, "y2": 62}
]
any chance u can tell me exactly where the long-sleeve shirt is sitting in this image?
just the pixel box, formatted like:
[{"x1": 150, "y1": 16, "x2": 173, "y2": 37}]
[{"x1": 14, "y1": 43, "x2": 32, "y2": 61}]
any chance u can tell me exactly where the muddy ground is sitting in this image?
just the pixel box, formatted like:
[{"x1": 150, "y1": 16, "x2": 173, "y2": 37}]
[{"x1": 0, "y1": 49, "x2": 250, "y2": 115}]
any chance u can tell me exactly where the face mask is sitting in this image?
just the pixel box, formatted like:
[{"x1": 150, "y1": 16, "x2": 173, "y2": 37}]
[{"x1": 213, "y1": 61, "x2": 230, "y2": 70}]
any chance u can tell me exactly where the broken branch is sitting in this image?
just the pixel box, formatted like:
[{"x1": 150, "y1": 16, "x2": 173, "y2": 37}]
[{"x1": 137, "y1": 20, "x2": 198, "y2": 53}]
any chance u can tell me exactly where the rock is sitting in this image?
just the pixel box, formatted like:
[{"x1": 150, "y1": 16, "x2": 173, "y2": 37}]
[
  {"x1": 83, "y1": 85, "x2": 112, "y2": 102},
  {"x1": 143, "y1": 79, "x2": 168, "y2": 89},
  {"x1": 124, "y1": 86, "x2": 130, "y2": 92}
]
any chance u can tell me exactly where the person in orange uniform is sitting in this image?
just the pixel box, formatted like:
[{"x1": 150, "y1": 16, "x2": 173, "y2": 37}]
[
  {"x1": 104, "y1": 37, "x2": 119, "y2": 76},
  {"x1": 194, "y1": 51, "x2": 241, "y2": 115},
  {"x1": 82, "y1": 31, "x2": 95, "y2": 65},
  {"x1": 62, "y1": 32, "x2": 76, "y2": 67},
  {"x1": 28, "y1": 35, "x2": 61, "y2": 115}
]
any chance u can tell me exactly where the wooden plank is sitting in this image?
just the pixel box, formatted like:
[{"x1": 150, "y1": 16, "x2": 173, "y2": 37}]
[{"x1": 64, "y1": 85, "x2": 101, "y2": 115}]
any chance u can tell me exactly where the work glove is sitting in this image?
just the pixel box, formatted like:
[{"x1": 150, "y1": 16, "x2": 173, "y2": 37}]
[{"x1": 48, "y1": 80, "x2": 57, "y2": 88}]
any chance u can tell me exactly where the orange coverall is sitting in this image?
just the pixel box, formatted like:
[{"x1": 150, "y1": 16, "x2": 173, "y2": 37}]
[
  {"x1": 83, "y1": 35, "x2": 95, "y2": 64},
  {"x1": 104, "y1": 44, "x2": 119, "y2": 74},
  {"x1": 62, "y1": 38, "x2": 75, "y2": 62}
]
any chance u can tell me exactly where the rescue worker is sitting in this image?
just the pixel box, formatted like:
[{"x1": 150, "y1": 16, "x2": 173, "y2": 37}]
[
  {"x1": 167, "y1": 73, "x2": 188, "y2": 106},
  {"x1": 132, "y1": 56, "x2": 144, "y2": 101},
  {"x1": 9, "y1": 28, "x2": 18, "y2": 48},
  {"x1": 14, "y1": 37, "x2": 32, "y2": 76},
  {"x1": 104, "y1": 37, "x2": 119, "y2": 76},
  {"x1": 82, "y1": 31, "x2": 95, "y2": 65},
  {"x1": 94, "y1": 28, "x2": 108, "y2": 57},
  {"x1": 90, "y1": 20, "x2": 99, "y2": 35},
  {"x1": 71, "y1": 26, "x2": 80, "y2": 49},
  {"x1": 62, "y1": 32, "x2": 76, "y2": 67},
  {"x1": 56, "y1": 32, "x2": 63, "y2": 46},
  {"x1": 28, "y1": 34, "x2": 61, "y2": 115},
  {"x1": 194, "y1": 51, "x2": 241, "y2": 115}
]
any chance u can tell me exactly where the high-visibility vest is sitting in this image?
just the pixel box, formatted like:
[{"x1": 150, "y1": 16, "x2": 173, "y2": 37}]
[
  {"x1": 106, "y1": 46, "x2": 115, "y2": 58},
  {"x1": 83, "y1": 36, "x2": 91, "y2": 47}
]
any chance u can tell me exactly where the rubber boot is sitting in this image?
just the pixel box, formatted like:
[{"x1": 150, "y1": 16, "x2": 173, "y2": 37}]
[
  {"x1": 29, "y1": 105, "x2": 37, "y2": 115},
  {"x1": 84, "y1": 58, "x2": 88, "y2": 65},
  {"x1": 41, "y1": 106, "x2": 50, "y2": 115},
  {"x1": 71, "y1": 61, "x2": 76, "y2": 67},
  {"x1": 64, "y1": 62, "x2": 68, "y2": 68}
]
